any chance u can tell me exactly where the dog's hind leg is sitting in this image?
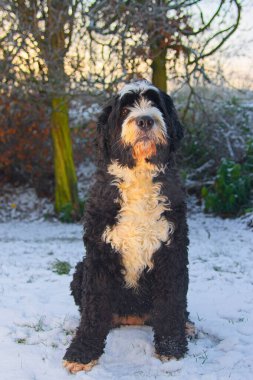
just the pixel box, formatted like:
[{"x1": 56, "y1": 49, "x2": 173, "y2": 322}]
[{"x1": 63, "y1": 261, "x2": 113, "y2": 373}]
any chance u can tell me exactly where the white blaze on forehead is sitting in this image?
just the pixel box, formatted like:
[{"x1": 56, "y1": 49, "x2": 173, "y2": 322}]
[
  {"x1": 128, "y1": 98, "x2": 164, "y2": 122},
  {"x1": 119, "y1": 81, "x2": 158, "y2": 98}
]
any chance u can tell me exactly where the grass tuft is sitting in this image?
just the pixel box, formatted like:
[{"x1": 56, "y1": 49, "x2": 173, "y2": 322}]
[
  {"x1": 52, "y1": 259, "x2": 71, "y2": 275},
  {"x1": 15, "y1": 338, "x2": 27, "y2": 344}
]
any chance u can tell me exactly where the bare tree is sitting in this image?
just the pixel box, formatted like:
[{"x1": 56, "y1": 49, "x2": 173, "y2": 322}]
[
  {"x1": 0, "y1": 0, "x2": 84, "y2": 218},
  {"x1": 0, "y1": 0, "x2": 245, "y2": 213},
  {"x1": 87, "y1": 0, "x2": 241, "y2": 92}
]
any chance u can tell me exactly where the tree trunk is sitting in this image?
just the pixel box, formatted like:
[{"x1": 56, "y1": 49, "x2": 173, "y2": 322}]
[
  {"x1": 46, "y1": 0, "x2": 80, "y2": 218},
  {"x1": 51, "y1": 97, "x2": 79, "y2": 216},
  {"x1": 13, "y1": 0, "x2": 80, "y2": 219},
  {"x1": 151, "y1": 48, "x2": 167, "y2": 92}
]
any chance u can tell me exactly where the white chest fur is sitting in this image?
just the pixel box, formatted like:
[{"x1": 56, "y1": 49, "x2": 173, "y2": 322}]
[{"x1": 102, "y1": 161, "x2": 174, "y2": 288}]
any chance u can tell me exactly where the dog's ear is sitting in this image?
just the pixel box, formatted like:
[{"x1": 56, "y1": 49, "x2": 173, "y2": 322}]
[
  {"x1": 160, "y1": 91, "x2": 184, "y2": 151},
  {"x1": 96, "y1": 102, "x2": 113, "y2": 166}
]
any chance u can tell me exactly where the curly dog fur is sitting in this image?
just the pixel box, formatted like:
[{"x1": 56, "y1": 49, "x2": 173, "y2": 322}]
[{"x1": 63, "y1": 80, "x2": 191, "y2": 372}]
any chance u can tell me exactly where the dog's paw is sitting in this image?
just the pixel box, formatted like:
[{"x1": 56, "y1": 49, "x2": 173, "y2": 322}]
[
  {"x1": 154, "y1": 334, "x2": 188, "y2": 360},
  {"x1": 155, "y1": 353, "x2": 177, "y2": 362},
  {"x1": 63, "y1": 359, "x2": 97, "y2": 373}
]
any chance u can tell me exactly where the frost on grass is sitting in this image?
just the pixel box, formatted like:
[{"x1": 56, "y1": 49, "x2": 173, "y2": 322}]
[
  {"x1": 0, "y1": 206, "x2": 253, "y2": 380},
  {"x1": 12, "y1": 315, "x2": 78, "y2": 349}
]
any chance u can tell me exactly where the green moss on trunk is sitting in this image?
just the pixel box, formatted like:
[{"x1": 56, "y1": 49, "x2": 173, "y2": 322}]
[{"x1": 51, "y1": 97, "x2": 80, "y2": 217}]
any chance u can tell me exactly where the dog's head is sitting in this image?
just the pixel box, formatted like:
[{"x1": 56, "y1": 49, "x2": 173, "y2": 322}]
[{"x1": 97, "y1": 80, "x2": 183, "y2": 168}]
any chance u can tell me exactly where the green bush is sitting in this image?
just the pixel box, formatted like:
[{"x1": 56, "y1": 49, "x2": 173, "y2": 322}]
[
  {"x1": 202, "y1": 157, "x2": 252, "y2": 217},
  {"x1": 244, "y1": 139, "x2": 253, "y2": 178}
]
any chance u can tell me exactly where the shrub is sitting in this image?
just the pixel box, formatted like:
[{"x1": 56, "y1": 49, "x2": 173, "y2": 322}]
[
  {"x1": 0, "y1": 94, "x2": 53, "y2": 196},
  {"x1": 176, "y1": 86, "x2": 253, "y2": 189},
  {"x1": 0, "y1": 92, "x2": 97, "y2": 199},
  {"x1": 72, "y1": 120, "x2": 97, "y2": 164},
  {"x1": 244, "y1": 139, "x2": 253, "y2": 180},
  {"x1": 202, "y1": 155, "x2": 252, "y2": 217}
]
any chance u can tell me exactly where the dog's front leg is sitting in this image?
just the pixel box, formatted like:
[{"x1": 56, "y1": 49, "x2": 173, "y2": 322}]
[
  {"x1": 151, "y1": 247, "x2": 188, "y2": 361},
  {"x1": 63, "y1": 264, "x2": 112, "y2": 373}
]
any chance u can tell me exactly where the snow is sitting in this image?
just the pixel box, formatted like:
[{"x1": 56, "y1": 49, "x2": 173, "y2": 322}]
[
  {"x1": 0, "y1": 208, "x2": 253, "y2": 379},
  {"x1": 0, "y1": 162, "x2": 96, "y2": 223},
  {"x1": 0, "y1": 184, "x2": 55, "y2": 222}
]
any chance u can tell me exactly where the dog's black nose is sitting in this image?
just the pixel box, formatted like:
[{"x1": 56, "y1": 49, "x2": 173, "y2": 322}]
[{"x1": 136, "y1": 116, "x2": 154, "y2": 131}]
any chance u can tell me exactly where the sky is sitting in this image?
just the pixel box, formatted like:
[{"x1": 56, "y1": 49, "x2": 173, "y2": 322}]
[
  {"x1": 231, "y1": 1, "x2": 253, "y2": 87},
  {"x1": 203, "y1": 0, "x2": 253, "y2": 89}
]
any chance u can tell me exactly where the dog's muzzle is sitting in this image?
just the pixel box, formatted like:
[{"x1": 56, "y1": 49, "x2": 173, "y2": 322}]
[{"x1": 121, "y1": 105, "x2": 167, "y2": 160}]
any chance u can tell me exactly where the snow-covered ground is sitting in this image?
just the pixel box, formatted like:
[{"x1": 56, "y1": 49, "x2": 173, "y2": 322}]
[
  {"x1": 0, "y1": 208, "x2": 253, "y2": 380},
  {"x1": 0, "y1": 162, "x2": 96, "y2": 223}
]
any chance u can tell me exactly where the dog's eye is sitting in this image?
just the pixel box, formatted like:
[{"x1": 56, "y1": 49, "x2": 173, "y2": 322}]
[{"x1": 121, "y1": 107, "x2": 129, "y2": 117}]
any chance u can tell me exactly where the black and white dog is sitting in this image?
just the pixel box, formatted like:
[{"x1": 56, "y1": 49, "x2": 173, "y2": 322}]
[{"x1": 63, "y1": 80, "x2": 192, "y2": 373}]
